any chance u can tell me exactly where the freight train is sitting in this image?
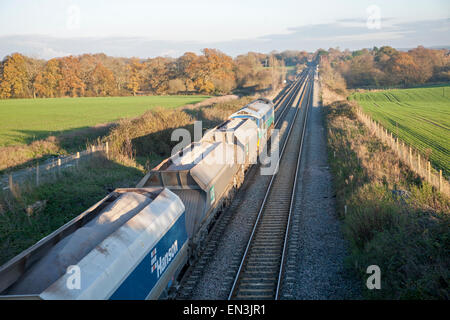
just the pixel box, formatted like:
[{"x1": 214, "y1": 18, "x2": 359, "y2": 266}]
[{"x1": 0, "y1": 98, "x2": 275, "y2": 300}]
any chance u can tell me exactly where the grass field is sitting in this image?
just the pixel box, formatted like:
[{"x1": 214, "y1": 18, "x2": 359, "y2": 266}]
[
  {"x1": 0, "y1": 95, "x2": 210, "y2": 147},
  {"x1": 350, "y1": 85, "x2": 450, "y2": 176}
]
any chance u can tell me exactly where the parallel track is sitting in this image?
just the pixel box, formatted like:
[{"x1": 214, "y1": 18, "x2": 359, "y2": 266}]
[{"x1": 228, "y1": 70, "x2": 313, "y2": 300}]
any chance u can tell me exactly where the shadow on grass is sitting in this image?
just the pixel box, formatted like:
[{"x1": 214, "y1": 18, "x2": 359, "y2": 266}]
[
  {"x1": 11, "y1": 123, "x2": 115, "y2": 149},
  {"x1": 0, "y1": 124, "x2": 116, "y2": 174},
  {"x1": 0, "y1": 153, "x2": 143, "y2": 265}
]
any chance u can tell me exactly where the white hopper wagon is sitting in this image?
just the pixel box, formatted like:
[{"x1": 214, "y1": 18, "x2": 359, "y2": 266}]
[{"x1": 0, "y1": 188, "x2": 187, "y2": 300}]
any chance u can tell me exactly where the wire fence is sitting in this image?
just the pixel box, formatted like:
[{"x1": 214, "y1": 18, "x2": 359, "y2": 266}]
[
  {"x1": 356, "y1": 108, "x2": 449, "y2": 196},
  {"x1": 1, "y1": 142, "x2": 109, "y2": 191}
]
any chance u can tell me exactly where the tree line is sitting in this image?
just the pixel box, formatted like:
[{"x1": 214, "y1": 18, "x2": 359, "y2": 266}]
[
  {"x1": 0, "y1": 49, "x2": 310, "y2": 99},
  {"x1": 316, "y1": 46, "x2": 450, "y2": 89}
]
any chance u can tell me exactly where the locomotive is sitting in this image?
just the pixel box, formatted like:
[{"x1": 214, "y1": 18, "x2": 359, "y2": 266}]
[{"x1": 0, "y1": 98, "x2": 275, "y2": 300}]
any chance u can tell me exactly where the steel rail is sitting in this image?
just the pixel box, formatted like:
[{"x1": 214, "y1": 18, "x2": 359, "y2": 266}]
[
  {"x1": 275, "y1": 72, "x2": 313, "y2": 299},
  {"x1": 274, "y1": 72, "x2": 308, "y2": 127},
  {"x1": 274, "y1": 70, "x2": 307, "y2": 113}
]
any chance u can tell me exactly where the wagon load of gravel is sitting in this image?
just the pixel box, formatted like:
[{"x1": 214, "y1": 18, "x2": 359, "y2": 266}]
[{"x1": 8, "y1": 192, "x2": 152, "y2": 295}]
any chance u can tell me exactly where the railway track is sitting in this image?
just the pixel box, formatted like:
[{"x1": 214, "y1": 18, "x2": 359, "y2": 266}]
[
  {"x1": 175, "y1": 69, "x2": 312, "y2": 299},
  {"x1": 228, "y1": 70, "x2": 313, "y2": 300},
  {"x1": 274, "y1": 70, "x2": 307, "y2": 114}
]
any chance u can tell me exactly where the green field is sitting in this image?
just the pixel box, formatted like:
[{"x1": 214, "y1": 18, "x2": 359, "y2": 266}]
[
  {"x1": 0, "y1": 95, "x2": 210, "y2": 146},
  {"x1": 350, "y1": 85, "x2": 450, "y2": 176}
]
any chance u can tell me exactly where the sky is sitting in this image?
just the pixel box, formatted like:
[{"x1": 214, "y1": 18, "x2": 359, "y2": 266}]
[{"x1": 0, "y1": 0, "x2": 449, "y2": 59}]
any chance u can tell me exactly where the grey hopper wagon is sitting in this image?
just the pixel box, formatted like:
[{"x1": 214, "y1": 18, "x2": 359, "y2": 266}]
[
  {"x1": 137, "y1": 140, "x2": 241, "y2": 254},
  {"x1": 202, "y1": 118, "x2": 258, "y2": 173}
]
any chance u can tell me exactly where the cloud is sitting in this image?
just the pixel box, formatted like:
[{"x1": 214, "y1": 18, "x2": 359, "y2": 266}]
[
  {"x1": 39, "y1": 47, "x2": 71, "y2": 59},
  {"x1": 0, "y1": 35, "x2": 71, "y2": 59},
  {"x1": 234, "y1": 18, "x2": 450, "y2": 52},
  {"x1": 303, "y1": 31, "x2": 412, "y2": 42},
  {"x1": 0, "y1": 18, "x2": 449, "y2": 60}
]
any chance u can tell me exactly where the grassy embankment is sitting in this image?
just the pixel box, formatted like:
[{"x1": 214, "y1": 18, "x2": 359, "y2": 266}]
[
  {"x1": 349, "y1": 86, "x2": 450, "y2": 177},
  {"x1": 321, "y1": 76, "x2": 450, "y2": 299},
  {"x1": 0, "y1": 95, "x2": 210, "y2": 172},
  {"x1": 0, "y1": 96, "x2": 252, "y2": 265}
]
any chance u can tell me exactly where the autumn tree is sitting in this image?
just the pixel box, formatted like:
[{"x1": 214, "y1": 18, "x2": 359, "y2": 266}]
[
  {"x1": 344, "y1": 53, "x2": 382, "y2": 87},
  {"x1": 126, "y1": 58, "x2": 144, "y2": 95},
  {"x1": 179, "y1": 51, "x2": 215, "y2": 94},
  {"x1": 276, "y1": 50, "x2": 309, "y2": 66},
  {"x1": 202, "y1": 48, "x2": 235, "y2": 94},
  {"x1": 430, "y1": 49, "x2": 450, "y2": 82},
  {"x1": 234, "y1": 52, "x2": 284, "y2": 91},
  {"x1": 88, "y1": 63, "x2": 116, "y2": 96},
  {"x1": 143, "y1": 57, "x2": 171, "y2": 94},
  {"x1": 408, "y1": 46, "x2": 450, "y2": 84},
  {"x1": 176, "y1": 52, "x2": 199, "y2": 92},
  {"x1": 234, "y1": 53, "x2": 258, "y2": 88},
  {"x1": 0, "y1": 53, "x2": 29, "y2": 98},
  {"x1": 58, "y1": 56, "x2": 85, "y2": 97},
  {"x1": 23, "y1": 56, "x2": 45, "y2": 98},
  {"x1": 388, "y1": 52, "x2": 421, "y2": 86},
  {"x1": 319, "y1": 58, "x2": 347, "y2": 94},
  {"x1": 93, "y1": 55, "x2": 129, "y2": 95},
  {"x1": 407, "y1": 46, "x2": 433, "y2": 83},
  {"x1": 34, "y1": 59, "x2": 61, "y2": 98}
]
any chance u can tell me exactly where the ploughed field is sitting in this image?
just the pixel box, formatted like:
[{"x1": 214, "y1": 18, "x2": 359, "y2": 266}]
[
  {"x1": 0, "y1": 95, "x2": 210, "y2": 147},
  {"x1": 350, "y1": 85, "x2": 450, "y2": 176}
]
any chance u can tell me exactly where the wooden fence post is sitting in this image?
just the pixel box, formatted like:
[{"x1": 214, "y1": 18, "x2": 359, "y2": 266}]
[
  {"x1": 36, "y1": 162, "x2": 39, "y2": 186},
  {"x1": 8, "y1": 174, "x2": 13, "y2": 190},
  {"x1": 409, "y1": 146, "x2": 412, "y2": 166},
  {"x1": 57, "y1": 157, "x2": 61, "y2": 175},
  {"x1": 417, "y1": 154, "x2": 421, "y2": 173}
]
